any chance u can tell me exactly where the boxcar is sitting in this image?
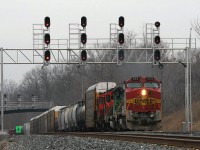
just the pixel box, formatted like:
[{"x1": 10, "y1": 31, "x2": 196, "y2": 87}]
[{"x1": 22, "y1": 123, "x2": 30, "y2": 134}]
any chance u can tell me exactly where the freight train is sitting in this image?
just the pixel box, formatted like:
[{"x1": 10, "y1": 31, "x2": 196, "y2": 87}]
[{"x1": 20, "y1": 76, "x2": 161, "y2": 134}]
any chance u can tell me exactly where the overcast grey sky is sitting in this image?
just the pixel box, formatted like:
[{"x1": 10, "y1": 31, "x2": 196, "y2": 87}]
[{"x1": 0, "y1": 0, "x2": 200, "y2": 82}]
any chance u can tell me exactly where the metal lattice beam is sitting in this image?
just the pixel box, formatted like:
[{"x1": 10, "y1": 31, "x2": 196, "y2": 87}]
[{"x1": 1, "y1": 47, "x2": 196, "y2": 64}]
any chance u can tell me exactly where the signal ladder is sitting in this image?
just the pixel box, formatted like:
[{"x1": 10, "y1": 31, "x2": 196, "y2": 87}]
[{"x1": 110, "y1": 23, "x2": 118, "y2": 47}]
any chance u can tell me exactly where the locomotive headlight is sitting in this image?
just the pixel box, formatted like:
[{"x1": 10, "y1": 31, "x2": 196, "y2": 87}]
[{"x1": 141, "y1": 89, "x2": 147, "y2": 96}]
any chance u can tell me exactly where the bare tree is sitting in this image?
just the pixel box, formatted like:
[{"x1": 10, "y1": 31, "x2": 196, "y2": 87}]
[
  {"x1": 4, "y1": 80, "x2": 18, "y2": 101},
  {"x1": 192, "y1": 18, "x2": 200, "y2": 39}
]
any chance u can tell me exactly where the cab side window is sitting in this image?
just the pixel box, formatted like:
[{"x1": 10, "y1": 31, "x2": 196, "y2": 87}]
[{"x1": 106, "y1": 95, "x2": 111, "y2": 102}]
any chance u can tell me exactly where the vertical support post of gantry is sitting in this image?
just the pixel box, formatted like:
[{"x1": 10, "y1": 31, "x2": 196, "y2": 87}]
[
  {"x1": 189, "y1": 28, "x2": 192, "y2": 131},
  {"x1": 0, "y1": 48, "x2": 4, "y2": 133},
  {"x1": 185, "y1": 47, "x2": 189, "y2": 132}
]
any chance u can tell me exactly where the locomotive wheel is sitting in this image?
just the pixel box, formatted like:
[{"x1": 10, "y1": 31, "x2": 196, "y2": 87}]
[
  {"x1": 95, "y1": 123, "x2": 100, "y2": 132},
  {"x1": 105, "y1": 123, "x2": 113, "y2": 131},
  {"x1": 119, "y1": 118, "x2": 127, "y2": 130},
  {"x1": 126, "y1": 120, "x2": 134, "y2": 130}
]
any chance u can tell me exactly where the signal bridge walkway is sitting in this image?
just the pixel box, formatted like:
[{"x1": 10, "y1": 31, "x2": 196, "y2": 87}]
[{"x1": 0, "y1": 101, "x2": 54, "y2": 114}]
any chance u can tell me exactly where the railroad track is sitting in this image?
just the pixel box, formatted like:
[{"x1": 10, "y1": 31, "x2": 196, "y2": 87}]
[{"x1": 53, "y1": 132, "x2": 200, "y2": 149}]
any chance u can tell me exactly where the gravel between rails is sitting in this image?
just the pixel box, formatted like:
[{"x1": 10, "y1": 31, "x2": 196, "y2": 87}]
[{"x1": 0, "y1": 135, "x2": 192, "y2": 150}]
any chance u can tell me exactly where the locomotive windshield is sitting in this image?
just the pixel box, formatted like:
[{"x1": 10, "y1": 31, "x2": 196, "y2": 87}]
[
  {"x1": 127, "y1": 82, "x2": 142, "y2": 88},
  {"x1": 144, "y1": 82, "x2": 159, "y2": 88}
]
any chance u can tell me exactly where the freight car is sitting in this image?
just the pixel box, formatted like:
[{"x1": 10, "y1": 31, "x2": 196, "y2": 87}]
[
  {"x1": 58, "y1": 101, "x2": 85, "y2": 131},
  {"x1": 30, "y1": 106, "x2": 65, "y2": 134},
  {"x1": 22, "y1": 123, "x2": 30, "y2": 134}
]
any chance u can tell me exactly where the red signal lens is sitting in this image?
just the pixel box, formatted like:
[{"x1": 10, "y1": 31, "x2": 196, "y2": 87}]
[{"x1": 44, "y1": 50, "x2": 50, "y2": 61}]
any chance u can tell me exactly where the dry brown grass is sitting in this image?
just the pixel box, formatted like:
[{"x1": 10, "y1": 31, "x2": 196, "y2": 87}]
[
  {"x1": 0, "y1": 140, "x2": 8, "y2": 150},
  {"x1": 160, "y1": 101, "x2": 200, "y2": 132}
]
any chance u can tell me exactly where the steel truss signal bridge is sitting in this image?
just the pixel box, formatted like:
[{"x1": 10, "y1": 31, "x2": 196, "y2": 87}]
[
  {"x1": 0, "y1": 101, "x2": 54, "y2": 114},
  {"x1": 2, "y1": 38, "x2": 196, "y2": 65}
]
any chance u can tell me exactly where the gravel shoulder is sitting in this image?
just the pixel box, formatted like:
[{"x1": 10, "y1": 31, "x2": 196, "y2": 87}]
[{"x1": 0, "y1": 135, "x2": 190, "y2": 150}]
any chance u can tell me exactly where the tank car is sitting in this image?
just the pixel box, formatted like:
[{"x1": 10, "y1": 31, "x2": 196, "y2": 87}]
[
  {"x1": 58, "y1": 106, "x2": 67, "y2": 131},
  {"x1": 74, "y1": 101, "x2": 85, "y2": 131},
  {"x1": 71, "y1": 101, "x2": 85, "y2": 131},
  {"x1": 57, "y1": 101, "x2": 85, "y2": 131}
]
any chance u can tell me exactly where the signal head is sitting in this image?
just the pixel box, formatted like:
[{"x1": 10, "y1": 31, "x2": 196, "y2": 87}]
[
  {"x1": 118, "y1": 49, "x2": 124, "y2": 61},
  {"x1": 81, "y1": 16, "x2": 87, "y2": 28},
  {"x1": 45, "y1": 50, "x2": 51, "y2": 61},
  {"x1": 154, "y1": 49, "x2": 161, "y2": 61},
  {"x1": 119, "y1": 16, "x2": 125, "y2": 28},
  {"x1": 81, "y1": 33, "x2": 87, "y2": 44},
  {"x1": 81, "y1": 50, "x2": 87, "y2": 61},
  {"x1": 118, "y1": 33, "x2": 124, "y2": 44},
  {"x1": 44, "y1": 34, "x2": 50, "y2": 45},
  {"x1": 155, "y1": 21, "x2": 160, "y2": 28},
  {"x1": 154, "y1": 36, "x2": 160, "y2": 44},
  {"x1": 44, "y1": 16, "x2": 50, "y2": 28}
]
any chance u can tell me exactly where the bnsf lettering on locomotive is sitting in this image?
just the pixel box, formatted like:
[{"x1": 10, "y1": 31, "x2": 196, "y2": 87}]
[
  {"x1": 135, "y1": 99, "x2": 140, "y2": 103},
  {"x1": 133, "y1": 98, "x2": 153, "y2": 104}
]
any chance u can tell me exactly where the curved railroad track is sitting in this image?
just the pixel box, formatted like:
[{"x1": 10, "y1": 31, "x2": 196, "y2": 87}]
[{"x1": 51, "y1": 132, "x2": 200, "y2": 149}]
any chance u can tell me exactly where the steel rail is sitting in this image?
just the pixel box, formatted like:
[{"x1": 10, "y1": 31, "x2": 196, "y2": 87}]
[{"x1": 59, "y1": 132, "x2": 200, "y2": 149}]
